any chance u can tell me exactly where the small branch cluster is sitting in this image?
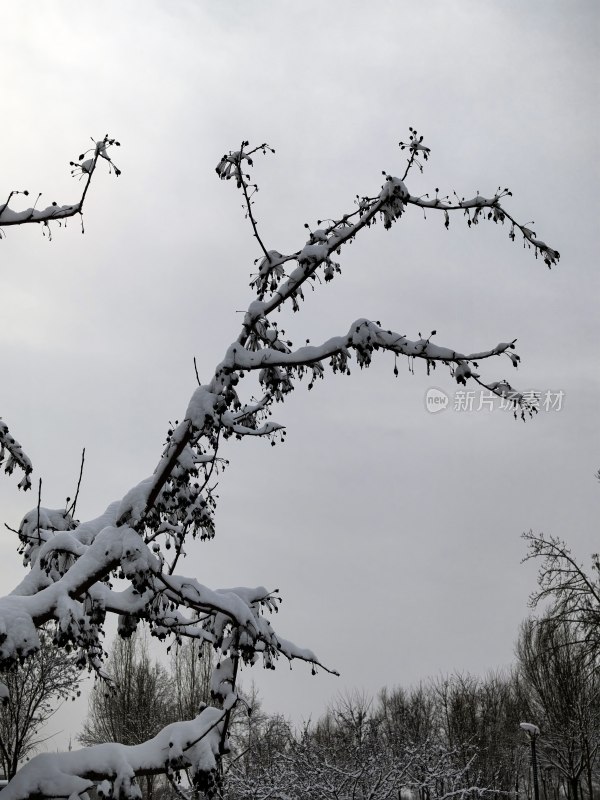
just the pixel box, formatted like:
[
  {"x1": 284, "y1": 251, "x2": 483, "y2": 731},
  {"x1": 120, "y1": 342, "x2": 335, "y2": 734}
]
[
  {"x1": 70, "y1": 135, "x2": 121, "y2": 179},
  {"x1": 0, "y1": 419, "x2": 32, "y2": 490},
  {"x1": 0, "y1": 133, "x2": 120, "y2": 239},
  {"x1": 1, "y1": 135, "x2": 120, "y2": 490},
  {"x1": 397, "y1": 128, "x2": 559, "y2": 268}
]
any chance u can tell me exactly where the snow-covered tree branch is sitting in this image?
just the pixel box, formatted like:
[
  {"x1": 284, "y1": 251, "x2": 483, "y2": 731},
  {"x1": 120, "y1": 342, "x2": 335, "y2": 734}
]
[
  {"x1": 0, "y1": 135, "x2": 121, "y2": 491},
  {"x1": 0, "y1": 420, "x2": 32, "y2": 491},
  {"x1": 0, "y1": 130, "x2": 558, "y2": 798},
  {"x1": 0, "y1": 135, "x2": 120, "y2": 234}
]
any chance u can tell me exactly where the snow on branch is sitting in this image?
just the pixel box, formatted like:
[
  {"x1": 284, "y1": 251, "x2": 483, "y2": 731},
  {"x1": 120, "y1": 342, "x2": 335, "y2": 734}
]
[
  {"x1": 120, "y1": 134, "x2": 554, "y2": 537},
  {"x1": 398, "y1": 127, "x2": 559, "y2": 268},
  {"x1": 1, "y1": 129, "x2": 558, "y2": 797},
  {"x1": 0, "y1": 135, "x2": 120, "y2": 490},
  {"x1": 0, "y1": 419, "x2": 32, "y2": 490},
  {"x1": 220, "y1": 319, "x2": 528, "y2": 409},
  {"x1": 0, "y1": 134, "x2": 120, "y2": 239},
  {"x1": 1, "y1": 707, "x2": 226, "y2": 800},
  {"x1": 4, "y1": 503, "x2": 333, "y2": 675}
]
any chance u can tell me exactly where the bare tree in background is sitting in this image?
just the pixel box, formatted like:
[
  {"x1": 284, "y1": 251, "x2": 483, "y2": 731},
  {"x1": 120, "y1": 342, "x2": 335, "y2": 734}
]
[
  {"x1": 80, "y1": 630, "x2": 175, "y2": 800},
  {"x1": 171, "y1": 639, "x2": 214, "y2": 723},
  {"x1": 169, "y1": 639, "x2": 215, "y2": 798},
  {"x1": 0, "y1": 129, "x2": 560, "y2": 799},
  {"x1": 0, "y1": 628, "x2": 80, "y2": 780},
  {"x1": 516, "y1": 617, "x2": 600, "y2": 800},
  {"x1": 523, "y1": 530, "x2": 600, "y2": 657},
  {"x1": 225, "y1": 686, "x2": 508, "y2": 800}
]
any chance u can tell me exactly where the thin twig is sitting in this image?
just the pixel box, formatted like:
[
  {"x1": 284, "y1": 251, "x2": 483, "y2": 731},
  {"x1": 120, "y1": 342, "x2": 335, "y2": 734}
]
[
  {"x1": 67, "y1": 447, "x2": 86, "y2": 518},
  {"x1": 219, "y1": 648, "x2": 239, "y2": 754},
  {"x1": 3, "y1": 522, "x2": 19, "y2": 534},
  {"x1": 36, "y1": 477, "x2": 42, "y2": 544},
  {"x1": 237, "y1": 142, "x2": 272, "y2": 264},
  {"x1": 165, "y1": 772, "x2": 192, "y2": 800}
]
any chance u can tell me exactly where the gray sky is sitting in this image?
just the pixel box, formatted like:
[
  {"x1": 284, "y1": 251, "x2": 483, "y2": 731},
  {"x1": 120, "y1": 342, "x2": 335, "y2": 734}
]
[{"x1": 1, "y1": 0, "x2": 599, "y2": 749}]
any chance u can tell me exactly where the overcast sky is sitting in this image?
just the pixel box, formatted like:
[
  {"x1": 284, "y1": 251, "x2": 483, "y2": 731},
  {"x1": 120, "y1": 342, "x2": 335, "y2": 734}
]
[{"x1": 1, "y1": 0, "x2": 599, "y2": 750}]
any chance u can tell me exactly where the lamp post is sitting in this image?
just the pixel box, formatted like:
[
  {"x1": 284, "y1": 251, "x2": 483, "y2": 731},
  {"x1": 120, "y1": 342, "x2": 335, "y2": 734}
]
[{"x1": 520, "y1": 722, "x2": 540, "y2": 800}]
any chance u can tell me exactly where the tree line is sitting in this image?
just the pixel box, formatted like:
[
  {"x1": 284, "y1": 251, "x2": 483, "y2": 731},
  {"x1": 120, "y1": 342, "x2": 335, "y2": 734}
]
[
  {"x1": 226, "y1": 617, "x2": 598, "y2": 800},
  {"x1": 3, "y1": 524, "x2": 597, "y2": 797},
  {"x1": 37, "y1": 610, "x2": 592, "y2": 800}
]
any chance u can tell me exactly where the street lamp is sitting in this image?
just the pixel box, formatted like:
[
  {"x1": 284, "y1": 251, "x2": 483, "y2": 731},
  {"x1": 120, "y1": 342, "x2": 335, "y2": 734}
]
[{"x1": 520, "y1": 722, "x2": 540, "y2": 800}]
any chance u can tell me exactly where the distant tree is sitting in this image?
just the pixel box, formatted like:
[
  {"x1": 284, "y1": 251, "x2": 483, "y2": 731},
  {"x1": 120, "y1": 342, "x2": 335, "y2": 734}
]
[
  {"x1": 223, "y1": 689, "x2": 290, "y2": 800},
  {"x1": 432, "y1": 671, "x2": 529, "y2": 796},
  {"x1": 434, "y1": 674, "x2": 480, "y2": 776},
  {"x1": 327, "y1": 688, "x2": 375, "y2": 747},
  {"x1": 170, "y1": 638, "x2": 213, "y2": 723},
  {"x1": 0, "y1": 129, "x2": 559, "y2": 798},
  {"x1": 523, "y1": 530, "x2": 600, "y2": 657},
  {"x1": 376, "y1": 683, "x2": 437, "y2": 757},
  {"x1": 169, "y1": 639, "x2": 215, "y2": 797},
  {"x1": 521, "y1": 482, "x2": 600, "y2": 800},
  {"x1": 516, "y1": 617, "x2": 600, "y2": 800},
  {"x1": 80, "y1": 631, "x2": 175, "y2": 800},
  {"x1": 0, "y1": 628, "x2": 80, "y2": 780},
  {"x1": 477, "y1": 671, "x2": 529, "y2": 795}
]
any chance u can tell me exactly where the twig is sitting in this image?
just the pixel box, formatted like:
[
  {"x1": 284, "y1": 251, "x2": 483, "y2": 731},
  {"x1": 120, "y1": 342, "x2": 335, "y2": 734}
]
[
  {"x1": 67, "y1": 447, "x2": 86, "y2": 518},
  {"x1": 4, "y1": 522, "x2": 19, "y2": 534},
  {"x1": 237, "y1": 141, "x2": 272, "y2": 264},
  {"x1": 36, "y1": 477, "x2": 42, "y2": 544},
  {"x1": 219, "y1": 649, "x2": 239, "y2": 754}
]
